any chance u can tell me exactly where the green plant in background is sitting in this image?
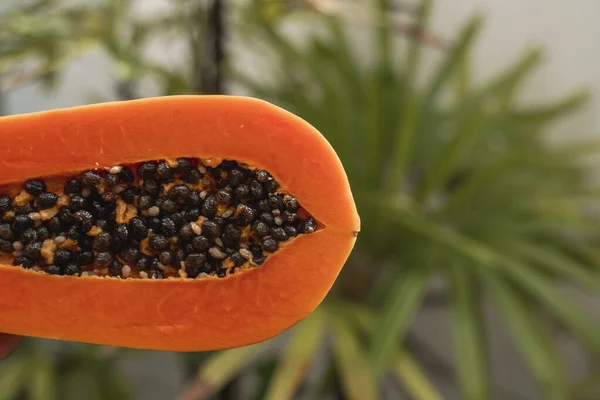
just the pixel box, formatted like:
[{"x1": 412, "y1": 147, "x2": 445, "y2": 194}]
[{"x1": 2, "y1": 0, "x2": 600, "y2": 399}]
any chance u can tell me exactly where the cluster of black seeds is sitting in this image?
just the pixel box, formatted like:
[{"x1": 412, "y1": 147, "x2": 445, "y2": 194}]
[{"x1": 0, "y1": 158, "x2": 317, "y2": 279}]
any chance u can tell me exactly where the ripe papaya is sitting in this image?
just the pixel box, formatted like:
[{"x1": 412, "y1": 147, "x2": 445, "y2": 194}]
[{"x1": 0, "y1": 96, "x2": 359, "y2": 351}]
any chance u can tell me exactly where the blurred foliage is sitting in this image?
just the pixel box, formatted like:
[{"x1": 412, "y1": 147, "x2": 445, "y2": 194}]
[{"x1": 3, "y1": 0, "x2": 600, "y2": 399}]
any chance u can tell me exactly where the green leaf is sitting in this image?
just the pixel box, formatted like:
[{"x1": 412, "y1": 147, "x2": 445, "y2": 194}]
[
  {"x1": 0, "y1": 355, "x2": 27, "y2": 400},
  {"x1": 500, "y1": 262, "x2": 600, "y2": 356},
  {"x1": 367, "y1": 194, "x2": 498, "y2": 266},
  {"x1": 386, "y1": 0, "x2": 438, "y2": 189},
  {"x1": 571, "y1": 367, "x2": 600, "y2": 399},
  {"x1": 505, "y1": 90, "x2": 589, "y2": 128},
  {"x1": 181, "y1": 343, "x2": 263, "y2": 399},
  {"x1": 416, "y1": 102, "x2": 486, "y2": 200},
  {"x1": 332, "y1": 303, "x2": 443, "y2": 400},
  {"x1": 417, "y1": 49, "x2": 544, "y2": 201},
  {"x1": 479, "y1": 270, "x2": 567, "y2": 400},
  {"x1": 331, "y1": 315, "x2": 378, "y2": 400},
  {"x1": 264, "y1": 311, "x2": 326, "y2": 400},
  {"x1": 63, "y1": 368, "x2": 102, "y2": 400},
  {"x1": 368, "y1": 267, "x2": 429, "y2": 380},
  {"x1": 490, "y1": 48, "x2": 544, "y2": 109},
  {"x1": 393, "y1": 351, "x2": 443, "y2": 400},
  {"x1": 449, "y1": 266, "x2": 490, "y2": 400},
  {"x1": 505, "y1": 241, "x2": 600, "y2": 292},
  {"x1": 421, "y1": 14, "x2": 483, "y2": 117},
  {"x1": 29, "y1": 353, "x2": 57, "y2": 400}
]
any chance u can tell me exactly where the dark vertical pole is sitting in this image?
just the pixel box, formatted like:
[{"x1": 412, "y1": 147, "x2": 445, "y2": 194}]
[
  {"x1": 212, "y1": 0, "x2": 226, "y2": 94},
  {"x1": 199, "y1": 0, "x2": 226, "y2": 94}
]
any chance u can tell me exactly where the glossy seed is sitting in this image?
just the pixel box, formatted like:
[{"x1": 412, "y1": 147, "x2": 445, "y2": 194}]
[
  {"x1": 171, "y1": 215, "x2": 184, "y2": 233},
  {"x1": 160, "y1": 217, "x2": 177, "y2": 237},
  {"x1": 24, "y1": 180, "x2": 46, "y2": 196},
  {"x1": 93, "y1": 232, "x2": 113, "y2": 251},
  {"x1": 179, "y1": 224, "x2": 194, "y2": 241},
  {"x1": 156, "y1": 162, "x2": 173, "y2": 181},
  {"x1": 265, "y1": 179, "x2": 280, "y2": 192},
  {"x1": 228, "y1": 168, "x2": 245, "y2": 186},
  {"x1": 262, "y1": 237, "x2": 278, "y2": 253},
  {"x1": 95, "y1": 252, "x2": 112, "y2": 268},
  {"x1": 158, "y1": 250, "x2": 175, "y2": 266},
  {"x1": 168, "y1": 185, "x2": 190, "y2": 202},
  {"x1": 0, "y1": 196, "x2": 10, "y2": 213},
  {"x1": 119, "y1": 168, "x2": 135, "y2": 182},
  {"x1": 105, "y1": 173, "x2": 120, "y2": 186},
  {"x1": 0, "y1": 224, "x2": 12, "y2": 240},
  {"x1": 147, "y1": 216, "x2": 160, "y2": 231},
  {"x1": 201, "y1": 196, "x2": 217, "y2": 218},
  {"x1": 187, "y1": 191, "x2": 202, "y2": 207},
  {"x1": 184, "y1": 208, "x2": 201, "y2": 222},
  {"x1": 130, "y1": 217, "x2": 149, "y2": 240},
  {"x1": 20, "y1": 228, "x2": 37, "y2": 244},
  {"x1": 192, "y1": 235, "x2": 210, "y2": 252},
  {"x1": 54, "y1": 249, "x2": 72, "y2": 268},
  {"x1": 46, "y1": 264, "x2": 61, "y2": 275},
  {"x1": 69, "y1": 195, "x2": 85, "y2": 211},
  {"x1": 58, "y1": 208, "x2": 74, "y2": 226},
  {"x1": 283, "y1": 195, "x2": 299, "y2": 211},
  {"x1": 235, "y1": 184, "x2": 250, "y2": 200},
  {"x1": 121, "y1": 247, "x2": 140, "y2": 263},
  {"x1": 177, "y1": 158, "x2": 193, "y2": 173},
  {"x1": 149, "y1": 235, "x2": 170, "y2": 251},
  {"x1": 37, "y1": 226, "x2": 50, "y2": 242},
  {"x1": 114, "y1": 224, "x2": 129, "y2": 248},
  {"x1": 0, "y1": 239, "x2": 12, "y2": 252},
  {"x1": 122, "y1": 187, "x2": 141, "y2": 204},
  {"x1": 215, "y1": 189, "x2": 232, "y2": 205},
  {"x1": 259, "y1": 212, "x2": 274, "y2": 226},
  {"x1": 37, "y1": 192, "x2": 58, "y2": 209},
  {"x1": 142, "y1": 179, "x2": 161, "y2": 196},
  {"x1": 186, "y1": 253, "x2": 206, "y2": 268},
  {"x1": 302, "y1": 217, "x2": 317, "y2": 233},
  {"x1": 268, "y1": 195, "x2": 283, "y2": 210},
  {"x1": 160, "y1": 199, "x2": 177, "y2": 214},
  {"x1": 23, "y1": 242, "x2": 42, "y2": 259},
  {"x1": 235, "y1": 204, "x2": 255, "y2": 227},
  {"x1": 81, "y1": 171, "x2": 103, "y2": 186},
  {"x1": 224, "y1": 224, "x2": 242, "y2": 242},
  {"x1": 63, "y1": 263, "x2": 80, "y2": 276},
  {"x1": 138, "y1": 195, "x2": 154, "y2": 210},
  {"x1": 13, "y1": 255, "x2": 34, "y2": 268},
  {"x1": 150, "y1": 268, "x2": 164, "y2": 279},
  {"x1": 255, "y1": 170, "x2": 271, "y2": 182},
  {"x1": 13, "y1": 215, "x2": 33, "y2": 232},
  {"x1": 201, "y1": 220, "x2": 220, "y2": 239},
  {"x1": 270, "y1": 227, "x2": 288, "y2": 242},
  {"x1": 137, "y1": 162, "x2": 157, "y2": 179},
  {"x1": 283, "y1": 225, "x2": 298, "y2": 237},
  {"x1": 64, "y1": 179, "x2": 83, "y2": 194},
  {"x1": 137, "y1": 256, "x2": 153, "y2": 270},
  {"x1": 250, "y1": 180, "x2": 264, "y2": 199},
  {"x1": 77, "y1": 251, "x2": 94, "y2": 266}
]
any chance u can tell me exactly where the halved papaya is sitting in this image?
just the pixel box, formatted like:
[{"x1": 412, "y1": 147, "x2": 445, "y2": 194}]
[{"x1": 0, "y1": 96, "x2": 359, "y2": 351}]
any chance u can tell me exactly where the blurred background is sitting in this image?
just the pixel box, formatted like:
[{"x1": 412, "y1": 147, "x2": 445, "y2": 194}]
[{"x1": 2, "y1": 0, "x2": 600, "y2": 399}]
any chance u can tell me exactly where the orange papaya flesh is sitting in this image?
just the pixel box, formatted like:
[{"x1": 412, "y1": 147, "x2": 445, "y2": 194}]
[{"x1": 0, "y1": 96, "x2": 359, "y2": 351}]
